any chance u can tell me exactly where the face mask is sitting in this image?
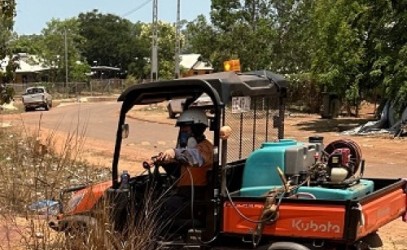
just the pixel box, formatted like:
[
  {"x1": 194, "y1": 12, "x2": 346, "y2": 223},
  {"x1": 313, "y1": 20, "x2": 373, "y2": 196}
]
[{"x1": 179, "y1": 131, "x2": 190, "y2": 148}]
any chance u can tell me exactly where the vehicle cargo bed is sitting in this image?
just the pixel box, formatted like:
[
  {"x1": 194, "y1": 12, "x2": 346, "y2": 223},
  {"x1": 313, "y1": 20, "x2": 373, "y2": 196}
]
[{"x1": 222, "y1": 178, "x2": 406, "y2": 243}]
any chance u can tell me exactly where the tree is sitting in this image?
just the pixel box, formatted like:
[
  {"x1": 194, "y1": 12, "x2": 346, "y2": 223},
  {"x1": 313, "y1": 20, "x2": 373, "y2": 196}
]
[
  {"x1": 361, "y1": 0, "x2": 407, "y2": 113},
  {"x1": 388, "y1": 1, "x2": 407, "y2": 113},
  {"x1": 207, "y1": 0, "x2": 279, "y2": 71},
  {"x1": 0, "y1": 84, "x2": 14, "y2": 105},
  {"x1": 267, "y1": 0, "x2": 314, "y2": 73},
  {"x1": 10, "y1": 34, "x2": 43, "y2": 55},
  {"x1": 307, "y1": 0, "x2": 368, "y2": 115},
  {"x1": 126, "y1": 22, "x2": 150, "y2": 79},
  {"x1": 184, "y1": 15, "x2": 217, "y2": 62},
  {"x1": 0, "y1": 0, "x2": 16, "y2": 59},
  {"x1": 40, "y1": 18, "x2": 89, "y2": 82},
  {"x1": 307, "y1": 0, "x2": 407, "y2": 115},
  {"x1": 78, "y1": 10, "x2": 141, "y2": 77},
  {"x1": 211, "y1": 0, "x2": 242, "y2": 32},
  {"x1": 209, "y1": 0, "x2": 245, "y2": 70},
  {"x1": 138, "y1": 21, "x2": 179, "y2": 80},
  {"x1": 0, "y1": 0, "x2": 16, "y2": 104}
]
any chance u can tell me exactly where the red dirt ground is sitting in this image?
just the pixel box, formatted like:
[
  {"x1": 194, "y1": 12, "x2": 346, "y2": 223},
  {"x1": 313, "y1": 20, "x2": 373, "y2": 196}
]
[{"x1": 1, "y1": 102, "x2": 406, "y2": 249}]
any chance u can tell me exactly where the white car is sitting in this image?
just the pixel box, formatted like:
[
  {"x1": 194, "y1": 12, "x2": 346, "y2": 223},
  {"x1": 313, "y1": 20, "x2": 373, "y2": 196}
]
[
  {"x1": 167, "y1": 94, "x2": 212, "y2": 118},
  {"x1": 22, "y1": 86, "x2": 53, "y2": 112}
]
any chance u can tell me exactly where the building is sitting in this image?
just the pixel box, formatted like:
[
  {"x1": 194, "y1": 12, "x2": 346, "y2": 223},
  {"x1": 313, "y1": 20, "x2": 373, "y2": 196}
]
[
  {"x1": 88, "y1": 66, "x2": 121, "y2": 79},
  {"x1": 180, "y1": 54, "x2": 214, "y2": 77},
  {"x1": 0, "y1": 53, "x2": 50, "y2": 83}
]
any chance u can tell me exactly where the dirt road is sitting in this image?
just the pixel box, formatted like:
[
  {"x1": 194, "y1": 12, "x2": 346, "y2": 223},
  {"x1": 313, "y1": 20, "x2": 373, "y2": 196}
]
[
  {"x1": 1, "y1": 102, "x2": 406, "y2": 249},
  {"x1": 3, "y1": 102, "x2": 406, "y2": 175}
]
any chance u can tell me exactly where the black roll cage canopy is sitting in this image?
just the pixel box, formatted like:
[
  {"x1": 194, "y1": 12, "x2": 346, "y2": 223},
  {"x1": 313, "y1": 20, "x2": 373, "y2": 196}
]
[{"x1": 112, "y1": 70, "x2": 288, "y2": 188}]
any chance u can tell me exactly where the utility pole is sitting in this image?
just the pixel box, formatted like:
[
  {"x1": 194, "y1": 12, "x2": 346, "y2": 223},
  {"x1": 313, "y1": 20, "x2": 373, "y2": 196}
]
[
  {"x1": 174, "y1": 0, "x2": 181, "y2": 79},
  {"x1": 64, "y1": 27, "x2": 69, "y2": 86},
  {"x1": 246, "y1": 0, "x2": 259, "y2": 30},
  {"x1": 151, "y1": 0, "x2": 158, "y2": 81}
]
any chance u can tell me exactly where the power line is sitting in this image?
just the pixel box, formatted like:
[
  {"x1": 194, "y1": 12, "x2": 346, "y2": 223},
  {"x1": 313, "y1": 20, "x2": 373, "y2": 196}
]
[{"x1": 122, "y1": 0, "x2": 153, "y2": 18}]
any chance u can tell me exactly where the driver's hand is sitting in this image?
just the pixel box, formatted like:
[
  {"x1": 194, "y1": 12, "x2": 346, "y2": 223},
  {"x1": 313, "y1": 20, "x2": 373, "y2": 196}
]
[
  {"x1": 145, "y1": 160, "x2": 155, "y2": 168},
  {"x1": 158, "y1": 149, "x2": 175, "y2": 162}
]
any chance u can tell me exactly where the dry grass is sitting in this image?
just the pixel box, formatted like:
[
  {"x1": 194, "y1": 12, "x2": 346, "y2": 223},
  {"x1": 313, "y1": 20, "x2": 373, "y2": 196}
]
[{"x1": 0, "y1": 115, "x2": 173, "y2": 249}]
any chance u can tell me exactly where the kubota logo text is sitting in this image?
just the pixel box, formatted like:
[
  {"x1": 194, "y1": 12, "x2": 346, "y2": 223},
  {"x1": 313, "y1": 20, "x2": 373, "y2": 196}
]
[{"x1": 292, "y1": 219, "x2": 341, "y2": 233}]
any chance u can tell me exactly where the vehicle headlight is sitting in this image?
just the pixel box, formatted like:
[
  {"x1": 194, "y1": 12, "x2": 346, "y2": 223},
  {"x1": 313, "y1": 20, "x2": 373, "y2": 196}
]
[{"x1": 64, "y1": 191, "x2": 85, "y2": 214}]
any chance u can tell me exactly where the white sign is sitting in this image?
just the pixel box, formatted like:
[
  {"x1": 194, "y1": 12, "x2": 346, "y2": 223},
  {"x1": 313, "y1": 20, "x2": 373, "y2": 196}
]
[{"x1": 232, "y1": 96, "x2": 251, "y2": 113}]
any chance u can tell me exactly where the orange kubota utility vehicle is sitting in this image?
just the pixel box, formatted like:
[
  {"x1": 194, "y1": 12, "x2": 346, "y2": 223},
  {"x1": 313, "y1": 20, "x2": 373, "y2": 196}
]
[{"x1": 49, "y1": 71, "x2": 406, "y2": 250}]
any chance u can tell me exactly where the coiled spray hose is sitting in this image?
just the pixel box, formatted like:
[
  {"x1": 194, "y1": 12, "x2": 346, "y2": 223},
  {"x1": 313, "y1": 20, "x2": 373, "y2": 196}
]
[{"x1": 324, "y1": 139, "x2": 363, "y2": 176}]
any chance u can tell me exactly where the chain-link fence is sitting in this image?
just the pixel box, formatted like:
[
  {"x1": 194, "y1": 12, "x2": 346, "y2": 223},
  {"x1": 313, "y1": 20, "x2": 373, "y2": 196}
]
[
  {"x1": 6, "y1": 79, "x2": 125, "y2": 99},
  {"x1": 224, "y1": 95, "x2": 281, "y2": 163}
]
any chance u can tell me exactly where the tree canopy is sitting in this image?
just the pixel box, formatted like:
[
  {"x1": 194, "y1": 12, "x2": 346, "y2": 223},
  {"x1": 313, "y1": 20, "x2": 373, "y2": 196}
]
[
  {"x1": 0, "y1": 0, "x2": 16, "y2": 59},
  {"x1": 78, "y1": 10, "x2": 139, "y2": 71},
  {"x1": 4, "y1": 1, "x2": 407, "y2": 113},
  {"x1": 0, "y1": 0, "x2": 16, "y2": 103}
]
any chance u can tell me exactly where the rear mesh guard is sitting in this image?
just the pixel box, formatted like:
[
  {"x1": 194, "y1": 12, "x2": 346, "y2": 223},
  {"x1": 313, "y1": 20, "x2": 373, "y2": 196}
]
[{"x1": 224, "y1": 95, "x2": 281, "y2": 163}]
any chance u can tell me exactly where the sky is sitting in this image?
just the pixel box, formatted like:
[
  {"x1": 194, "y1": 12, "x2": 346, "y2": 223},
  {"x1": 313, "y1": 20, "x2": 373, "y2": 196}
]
[{"x1": 14, "y1": 0, "x2": 211, "y2": 35}]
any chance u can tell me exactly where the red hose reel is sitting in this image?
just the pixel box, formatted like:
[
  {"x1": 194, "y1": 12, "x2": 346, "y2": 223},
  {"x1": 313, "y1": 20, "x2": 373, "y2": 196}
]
[{"x1": 324, "y1": 139, "x2": 363, "y2": 177}]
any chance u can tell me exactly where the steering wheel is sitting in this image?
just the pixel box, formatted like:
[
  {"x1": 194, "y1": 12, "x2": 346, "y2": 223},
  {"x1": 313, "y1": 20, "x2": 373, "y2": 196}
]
[{"x1": 142, "y1": 156, "x2": 158, "y2": 179}]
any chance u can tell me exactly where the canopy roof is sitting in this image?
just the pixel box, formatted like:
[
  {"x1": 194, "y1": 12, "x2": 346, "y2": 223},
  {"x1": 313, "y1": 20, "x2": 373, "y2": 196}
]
[{"x1": 118, "y1": 70, "x2": 288, "y2": 113}]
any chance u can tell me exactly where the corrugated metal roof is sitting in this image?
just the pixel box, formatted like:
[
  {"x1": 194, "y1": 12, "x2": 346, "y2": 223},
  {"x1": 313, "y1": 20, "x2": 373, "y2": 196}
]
[
  {"x1": 180, "y1": 54, "x2": 213, "y2": 71},
  {"x1": 180, "y1": 54, "x2": 201, "y2": 69},
  {"x1": 0, "y1": 54, "x2": 49, "y2": 73},
  {"x1": 193, "y1": 61, "x2": 214, "y2": 71}
]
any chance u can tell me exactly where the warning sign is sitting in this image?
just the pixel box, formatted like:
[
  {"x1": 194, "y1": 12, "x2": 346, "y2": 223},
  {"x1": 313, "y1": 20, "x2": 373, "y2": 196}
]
[{"x1": 232, "y1": 96, "x2": 251, "y2": 113}]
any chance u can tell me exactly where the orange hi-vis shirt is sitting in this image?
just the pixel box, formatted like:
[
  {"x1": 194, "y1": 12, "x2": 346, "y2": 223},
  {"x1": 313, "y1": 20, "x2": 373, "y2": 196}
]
[{"x1": 177, "y1": 139, "x2": 214, "y2": 187}]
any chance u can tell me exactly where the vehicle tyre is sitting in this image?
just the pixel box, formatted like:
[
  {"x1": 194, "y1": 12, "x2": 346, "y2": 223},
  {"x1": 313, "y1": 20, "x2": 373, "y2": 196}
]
[
  {"x1": 268, "y1": 242, "x2": 310, "y2": 250},
  {"x1": 24, "y1": 106, "x2": 32, "y2": 112},
  {"x1": 167, "y1": 104, "x2": 176, "y2": 119},
  {"x1": 64, "y1": 217, "x2": 115, "y2": 249},
  {"x1": 65, "y1": 221, "x2": 88, "y2": 249},
  {"x1": 44, "y1": 101, "x2": 50, "y2": 111},
  {"x1": 353, "y1": 232, "x2": 382, "y2": 250}
]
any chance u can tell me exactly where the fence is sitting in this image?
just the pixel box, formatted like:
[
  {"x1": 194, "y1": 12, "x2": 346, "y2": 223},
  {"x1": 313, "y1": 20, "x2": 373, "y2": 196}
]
[{"x1": 7, "y1": 79, "x2": 125, "y2": 99}]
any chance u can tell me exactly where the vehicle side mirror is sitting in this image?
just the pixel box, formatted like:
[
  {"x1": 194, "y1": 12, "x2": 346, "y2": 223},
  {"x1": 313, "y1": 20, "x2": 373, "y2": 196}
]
[
  {"x1": 220, "y1": 126, "x2": 232, "y2": 140},
  {"x1": 122, "y1": 124, "x2": 129, "y2": 139}
]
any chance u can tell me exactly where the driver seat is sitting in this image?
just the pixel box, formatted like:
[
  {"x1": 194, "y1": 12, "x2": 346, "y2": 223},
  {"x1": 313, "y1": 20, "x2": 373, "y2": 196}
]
[{"x1": 167, "y1": 170, "x2": 213, "y2": 237}]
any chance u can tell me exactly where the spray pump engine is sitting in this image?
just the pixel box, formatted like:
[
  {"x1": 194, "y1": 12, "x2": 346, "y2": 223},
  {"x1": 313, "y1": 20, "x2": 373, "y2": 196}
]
[{"x1": 308, "y1": 139, "x2": 363, "y2": 186}]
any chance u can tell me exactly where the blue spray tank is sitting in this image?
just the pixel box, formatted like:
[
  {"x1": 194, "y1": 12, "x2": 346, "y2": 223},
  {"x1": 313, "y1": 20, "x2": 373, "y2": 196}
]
[
  {"x1": 239, "y1": 138, "x2": 374, "y2": 200},
  {"x1": 240, "y1": 139, "x2": 319, "y2": 197}
]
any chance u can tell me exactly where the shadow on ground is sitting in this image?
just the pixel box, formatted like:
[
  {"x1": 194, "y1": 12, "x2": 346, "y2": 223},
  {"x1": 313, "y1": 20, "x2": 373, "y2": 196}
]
[{"x1": 293, "y1": 117, "x2": 372, "y2": 133}]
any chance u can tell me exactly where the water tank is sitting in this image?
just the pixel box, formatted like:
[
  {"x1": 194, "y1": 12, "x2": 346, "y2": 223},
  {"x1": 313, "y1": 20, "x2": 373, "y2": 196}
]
[{"x1": 240, "y1": 139, "x2": 320, "y2": 196}]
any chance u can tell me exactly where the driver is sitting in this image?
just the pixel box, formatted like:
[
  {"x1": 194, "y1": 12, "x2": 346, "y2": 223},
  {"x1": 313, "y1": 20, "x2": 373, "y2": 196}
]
[{"x1": 156, "y1": 108, "x2": 213, "y2": 223}]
